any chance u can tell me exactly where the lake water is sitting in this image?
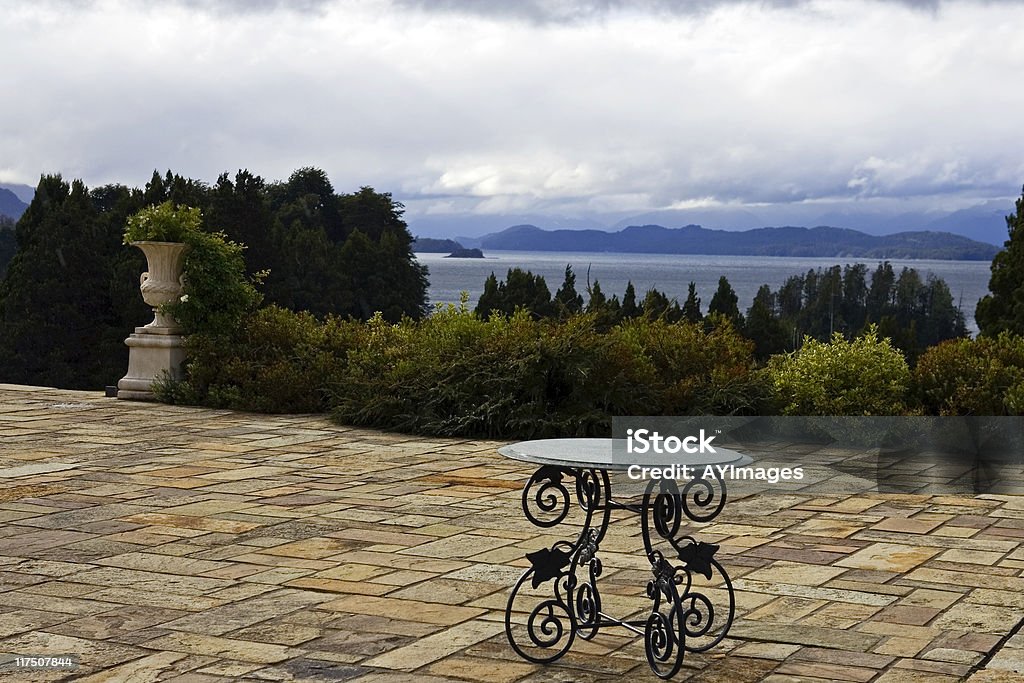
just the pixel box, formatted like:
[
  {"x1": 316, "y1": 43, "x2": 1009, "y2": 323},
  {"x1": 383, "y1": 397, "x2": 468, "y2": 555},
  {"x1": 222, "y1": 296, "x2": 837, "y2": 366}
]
[{"x1": 417, "y1": 250, "x2": 993, "y2": 333}]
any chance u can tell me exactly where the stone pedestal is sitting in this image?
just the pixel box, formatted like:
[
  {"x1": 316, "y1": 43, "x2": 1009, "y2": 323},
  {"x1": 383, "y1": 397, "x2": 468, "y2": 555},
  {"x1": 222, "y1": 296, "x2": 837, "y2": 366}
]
[
  {"x1": 117, "y1": 240, "x2": 189, "y2": 401},
  {"x1": 117, "y1": 326, "x2": 186, "y2": 401}
]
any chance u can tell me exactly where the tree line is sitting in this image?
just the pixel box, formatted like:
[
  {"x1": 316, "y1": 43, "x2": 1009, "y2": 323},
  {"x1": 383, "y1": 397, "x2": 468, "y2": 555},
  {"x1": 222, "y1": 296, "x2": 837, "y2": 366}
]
[
  {"x1": 0, "y1": 168, "x2": 427, "y2": 389},
  {"x1": 475, "y1": 261, "x2": 968, "y2": 362}
]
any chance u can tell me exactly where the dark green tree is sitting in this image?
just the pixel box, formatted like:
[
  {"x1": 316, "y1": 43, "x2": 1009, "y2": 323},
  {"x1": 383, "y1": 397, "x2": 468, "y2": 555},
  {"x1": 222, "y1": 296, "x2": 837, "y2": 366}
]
[
  {"x1": 0, "y1": 176, "x2": 126, "y2": 388},
  {"x1": 840, "y1": 263, "x2": 869, "y2": 333},
  {"x1": 476, "y1": 272, "x2": 502, "y2": 319},
  {"x1": 586, "y1": 279, "x2": 607, "y2": 311},
  {"x1": 553, "y1": 265, "x2": 584, "y2": 317},
  {"x1": 265, "y1": 172, "x2": 427, "y2": 320},
  {"x1": 474, "y1": 268, "x2": 552, "y2": 319},
  {"x1": 977, "y1": 186, "x2": 1024, "y2": 335},
  {"x1": 585, "y1": 280, "x2": 620, "y2": 330},
  {"x1": 0, "y1": 215, "x2": 18, "y2": 279},
  {"x1": 641, "y1": 288, "x2": 682, "y2": 322},
  {"x1": 744, "y1": 284, "x2": 789, "y2": 360},
  {"x1": 682, "y1": 281, "x2": 702, "y2": 323},
  {"x1": 867, "y1": 262, "x2": 896, "y2": 320},
  {"x1": 207, "y1": 170, "x2": 276, "y2": 277},
  {"x1": 708, "y1": 275, "x2": 743, "y2": 327},
  {"x1": 621, "y1": 281, "x2": 640, "y2": 319}
]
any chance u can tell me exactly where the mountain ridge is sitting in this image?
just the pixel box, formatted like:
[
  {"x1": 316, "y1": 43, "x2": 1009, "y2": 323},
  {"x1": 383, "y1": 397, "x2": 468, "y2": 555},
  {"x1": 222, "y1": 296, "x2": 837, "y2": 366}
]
[
  {"x1": 0, "y1": 189, "x2": 27, "y2": 220},
  {"x1": 479, "y1": 223, "x2": 1000, "y2": 260}
]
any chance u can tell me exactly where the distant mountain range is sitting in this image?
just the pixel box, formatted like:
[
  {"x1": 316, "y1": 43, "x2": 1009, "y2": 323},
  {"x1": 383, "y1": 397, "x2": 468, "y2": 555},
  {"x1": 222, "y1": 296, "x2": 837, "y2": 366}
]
[
  {"x1": 409, "y1": 198, "x2": 1014, "y2": 246},
  {"x1": 478, "y1": 224, "x2": 1000, "y2": 261},
  {"x1": 0, "y1": 188, "x2": 28, "y2": 220}
]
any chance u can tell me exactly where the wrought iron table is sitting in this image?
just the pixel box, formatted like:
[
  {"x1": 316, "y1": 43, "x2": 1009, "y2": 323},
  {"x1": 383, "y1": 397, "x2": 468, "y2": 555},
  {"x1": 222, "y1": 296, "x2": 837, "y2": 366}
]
[{"x1": 499, "y1": 438, "x2": 749, "y2": 679}]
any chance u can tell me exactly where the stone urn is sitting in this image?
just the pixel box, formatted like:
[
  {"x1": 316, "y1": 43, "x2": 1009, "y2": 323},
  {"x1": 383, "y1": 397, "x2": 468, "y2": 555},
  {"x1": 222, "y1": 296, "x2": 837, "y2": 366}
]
[
  {"x1": 117, "y1": 241, "x2": 190, "y2": 400},
  {"x1": 135, "y1": 241, "x2": 189, "y2": 330}
]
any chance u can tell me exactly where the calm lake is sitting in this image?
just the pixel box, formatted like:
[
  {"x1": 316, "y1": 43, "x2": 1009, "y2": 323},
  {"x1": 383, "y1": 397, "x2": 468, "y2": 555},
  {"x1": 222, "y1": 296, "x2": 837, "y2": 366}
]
[{"x1": 417, "y1": 250, "x2": 993, "y2": 333}]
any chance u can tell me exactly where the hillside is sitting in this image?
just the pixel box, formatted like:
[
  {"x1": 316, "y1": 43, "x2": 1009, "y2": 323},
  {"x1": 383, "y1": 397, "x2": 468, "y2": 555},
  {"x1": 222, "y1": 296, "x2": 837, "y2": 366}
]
[
  {"x1": 0, "y1": 188, "x2": 27, "y2": 220},
  {"x1": 412, "y1": 237, "x2": 465, "y2": 253},
  {"x1": 480, "y1": 224, "x2": 999, "y2": 260}
]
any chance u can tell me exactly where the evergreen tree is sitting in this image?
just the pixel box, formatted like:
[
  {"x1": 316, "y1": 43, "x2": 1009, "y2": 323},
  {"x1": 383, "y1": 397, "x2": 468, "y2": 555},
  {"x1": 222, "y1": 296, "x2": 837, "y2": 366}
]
[
  {"x1": 585, "y1": 280, "x2": 619, "y2": 330},
  {"x1": 553, "y1": 264, "x2": 583, "y2": 317},
  {"x1": 0, "y1": 216, "x2": 16, "y2": 279},
  {"x1": 586, "y1": 279, "x2": 607, "y2": 312},
  {"x1": 0, "y1": 176, "x2": 124, "y2": 388},
  {"x1": 476, "y1": 272, "x2": 502, "y2": 318},
  {"x1": 504, "y1": 267, "x2": 553, "y2": 318},
  {"x1": 777, "y1": 274, "x2": 803, "y2": 317},
  {"x1": 977, "y1": 185, "x2": 1024, "y2": 335},
  {"x1": 265, "y1": 172, "x2": 427, "y2": 320},
  {"x1": 474, "y1": 268, "x2": 553, "y2": 319},
  {"x1": 682, "y1": 281, "x2": 702, "y2": 323},
  {"x1": 642, "y1": 288, "x2": 682, "y2": 322},
  {"x1": 207, "y1": 170, "x2": 275, "y2": 277},
  {"x1": 840, "y1": 263, "x2": 869, "y2": 333},
  {"x1": 867, "y1": 262, "x2": 896, "y2": 320},
  {"x1": 744, "y1": 284, "x2": 788, "y2": 360},
  {"x1": 708, "y1": 275, "x2": 743, "y2": 327},
  {"x1": 621, "y1": 281, "x2": 640, "y2": 319}
]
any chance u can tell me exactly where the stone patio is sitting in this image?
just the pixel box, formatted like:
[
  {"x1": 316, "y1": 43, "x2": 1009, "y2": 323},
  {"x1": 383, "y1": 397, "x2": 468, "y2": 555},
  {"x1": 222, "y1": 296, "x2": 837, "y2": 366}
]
[{"x1": 0, "y1": 384, "x2": 1021, "y2": 682}]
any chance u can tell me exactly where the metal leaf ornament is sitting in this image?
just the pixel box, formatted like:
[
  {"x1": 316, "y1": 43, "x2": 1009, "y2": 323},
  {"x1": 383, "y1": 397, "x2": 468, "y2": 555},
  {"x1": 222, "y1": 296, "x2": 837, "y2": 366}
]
[
  {"x1": 527, "y1": 547, "x2": 571, "y2": 588},
  {"x1": 536, "y1": 465, "x2": 564, "y2": 484},
  {"x1": 677, "y1": 541, "x2": 718, "y2": 580}
]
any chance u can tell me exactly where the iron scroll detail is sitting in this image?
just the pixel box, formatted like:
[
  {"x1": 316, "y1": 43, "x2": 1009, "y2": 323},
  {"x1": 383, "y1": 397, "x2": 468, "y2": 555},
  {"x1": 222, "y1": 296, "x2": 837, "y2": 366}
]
[{"x1": 505, "y1": 464, "x2": 734, "y2": 678}]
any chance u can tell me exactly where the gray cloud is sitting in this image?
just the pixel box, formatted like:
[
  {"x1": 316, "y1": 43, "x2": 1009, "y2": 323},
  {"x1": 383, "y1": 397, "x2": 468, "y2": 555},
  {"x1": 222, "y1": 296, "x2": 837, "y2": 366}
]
[
  {"x1": 2, "y1": 0, "x2": 1023, "y2": 238},
  {"x1": 391, "y1": 0, "x2": 1023, "y2": 23}
]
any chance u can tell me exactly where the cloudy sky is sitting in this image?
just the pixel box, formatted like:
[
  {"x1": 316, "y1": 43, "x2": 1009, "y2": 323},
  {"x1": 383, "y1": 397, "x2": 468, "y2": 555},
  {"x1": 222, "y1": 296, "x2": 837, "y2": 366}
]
[{"x1": 3, "y1": 0, "x2": 1024, "y2": 237}]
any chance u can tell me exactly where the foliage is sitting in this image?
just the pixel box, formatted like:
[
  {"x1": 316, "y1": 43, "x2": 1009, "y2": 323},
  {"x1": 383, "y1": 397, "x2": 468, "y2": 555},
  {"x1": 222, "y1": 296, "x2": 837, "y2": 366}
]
[
  {"x1": 261, "y1": 172, "x2": 428, "y2": 320},
  {"x1": 708, "y1": 275, "x2": 743, "y2": 327},
  {"x1": 682, "y1": 281, "x2": 702, "y2": 323},
  {"x1": 0, "y1": 176, "x2": 148, "y2": 389},
  {"x1": 0, "y1": 167, "x2": 430, "y2": 391},
  {"x1": 976, "y1": 186, "x2": 1024, "y2": 336},
  {"x1": 760, "y1": 262, "x2": 966, "y2": 361},
  {"x1": 914, "y1": 333, "x2": 1024, "y2": 415},
  {"x1": 609, "y1": 316, "x2": 766, "y2": 416},
  {"x1": 475, "y1": 267, "x2": 554, "y2": 319},
  {"x1": 0, "y1": 216, "x2": 16, "y2": 279},
  {"x1": 553, "y1": 265, "x2": 584, "y2": 317},
  {"x1": 766, "y1": 326, "x2": 911, "y2": 415},
  {"x1": 122, "y1": 201, "x2": 202, "y2": 244},
  {"x1": 156, "y1": 305, "x2": 366, "y2": 413},
  {"x1": 353, "y1": 310, "x2": 760, "y2": 436},
  {"x1": 641, "y1": 288, "x2": 683, "y2": 322},
  {"x1": 744, "y1": 284, "x2": 788, "y2": 360},
  {"x1": 166, "y1": 230, "x2": 263, "y2": 337}
]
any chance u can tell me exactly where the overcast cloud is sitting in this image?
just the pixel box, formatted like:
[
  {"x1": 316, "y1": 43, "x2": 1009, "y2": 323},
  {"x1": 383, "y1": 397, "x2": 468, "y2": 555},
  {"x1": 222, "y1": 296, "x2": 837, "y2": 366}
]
[{"x1": 2, "y1": 0, "x2": 1023, "y2": 236}]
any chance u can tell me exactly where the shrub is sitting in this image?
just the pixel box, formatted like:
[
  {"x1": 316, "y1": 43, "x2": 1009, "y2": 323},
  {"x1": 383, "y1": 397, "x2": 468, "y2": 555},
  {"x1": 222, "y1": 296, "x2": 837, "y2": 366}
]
[
  {"x1": 123, "y1": 202, "x2": 201, "y2": 244},
  {"x1": 161, "y1": 298, "x2": 763, "y2": 434},
  {"x1": 610, "y1": 316, "x2": 765, "y2": 415},
  {"x1": 914, "y1": 333, "x2": 1024, "y2": 415},
  {"x1": 767, "y1": 326, "x2": 910, "y2": 415},
  {"x1": 156, "y1": 305, "x2": 366, "y2": 413},
  {"x1": 333, "y1": 305, "x2": 619, "y2": 437},
  {"x1": 164, "y1": 228, "x2": 263, "y2": 337},
  {"x1": 332, "y1": 308, "x2": 762, "y2": 437}
]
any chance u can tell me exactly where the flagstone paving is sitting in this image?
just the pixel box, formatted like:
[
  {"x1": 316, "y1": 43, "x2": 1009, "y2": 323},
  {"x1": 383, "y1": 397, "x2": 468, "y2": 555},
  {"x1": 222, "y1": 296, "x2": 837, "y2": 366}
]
[{"x1": 0, "y1": 384, "x2": 1021, "y2": 682}]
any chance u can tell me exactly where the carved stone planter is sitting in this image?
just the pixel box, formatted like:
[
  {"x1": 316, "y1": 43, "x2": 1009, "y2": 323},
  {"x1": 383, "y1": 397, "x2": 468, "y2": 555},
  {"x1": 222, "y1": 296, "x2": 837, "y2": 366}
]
[{"x1": 117, "y1": 241, "x2": 190, "y2": 401}]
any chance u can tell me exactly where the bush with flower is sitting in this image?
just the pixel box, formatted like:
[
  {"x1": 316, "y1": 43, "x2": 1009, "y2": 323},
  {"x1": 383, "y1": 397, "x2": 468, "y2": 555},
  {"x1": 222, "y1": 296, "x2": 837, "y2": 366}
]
[{"x1": 123, "y1": 201, "x2": 262, "y2": 338}]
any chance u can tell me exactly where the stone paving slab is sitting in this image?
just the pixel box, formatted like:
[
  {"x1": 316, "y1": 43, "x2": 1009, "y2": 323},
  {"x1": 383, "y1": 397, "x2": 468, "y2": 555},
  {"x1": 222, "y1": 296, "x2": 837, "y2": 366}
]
[{"x1": 0, "y1": 384, "x2": 1021, "y2": 681}]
